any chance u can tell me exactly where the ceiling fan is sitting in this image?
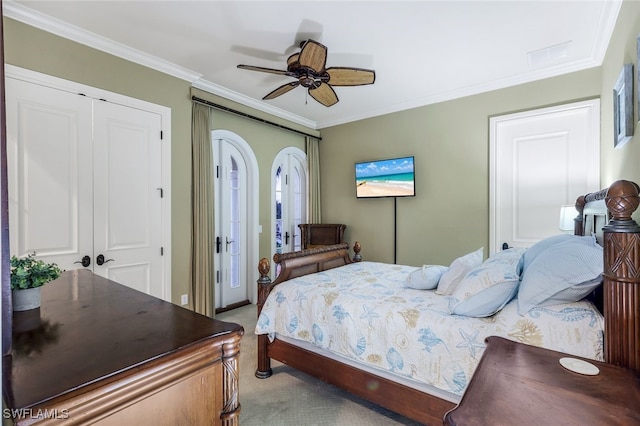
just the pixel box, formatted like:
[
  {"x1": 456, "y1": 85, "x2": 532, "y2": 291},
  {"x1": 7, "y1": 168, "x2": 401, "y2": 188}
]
[{"x1": 237, "y1": 39, "x2": 375, "y2": 107}]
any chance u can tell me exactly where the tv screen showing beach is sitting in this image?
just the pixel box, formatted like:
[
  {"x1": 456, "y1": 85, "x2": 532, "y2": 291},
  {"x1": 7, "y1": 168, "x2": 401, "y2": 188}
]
[{"x1": 355, "y1": 156, "x2": 415, "y2": 198}]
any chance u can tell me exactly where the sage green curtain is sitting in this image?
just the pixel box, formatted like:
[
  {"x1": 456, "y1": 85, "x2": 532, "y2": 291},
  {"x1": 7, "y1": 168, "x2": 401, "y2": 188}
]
[
  {"x1": 306, "y1": 136, "x2": 322, "y2": 223},
  {"x1": 190, "y1": 103, "x2": 215, "y2": 317}
]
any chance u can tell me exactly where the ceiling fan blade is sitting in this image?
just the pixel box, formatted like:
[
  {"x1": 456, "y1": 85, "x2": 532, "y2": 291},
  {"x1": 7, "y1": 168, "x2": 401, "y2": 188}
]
[
  {"x1": 298, "y1": 39, "x2": 327, "y2": 73},
  {"x1": 326, "y1": 67, "x2": 376, "y2": 86},
  {"x1": 263, "y1": 81, "x2": 300, "y2": 100},
  {"x1": 286, "y1": 53, "x2": 300, "y2": 71},
  {"x1": 237, "y1": 64, "x2": 291, "y2": 76},
  {"x1": 309, "y1": 82, "x2": 338, "y2": 107}
]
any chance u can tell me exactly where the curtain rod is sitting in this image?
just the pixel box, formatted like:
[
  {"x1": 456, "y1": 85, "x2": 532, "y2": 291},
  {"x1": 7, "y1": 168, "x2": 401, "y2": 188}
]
[{"x1": 191, "y1": 96, "x2": 322, "y2": 141}]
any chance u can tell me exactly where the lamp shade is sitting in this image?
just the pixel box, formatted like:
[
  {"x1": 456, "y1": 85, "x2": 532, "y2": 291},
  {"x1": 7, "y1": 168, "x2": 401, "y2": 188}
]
[{"x1": 559, "y1": 205, "x2": 576, "y2": 231}]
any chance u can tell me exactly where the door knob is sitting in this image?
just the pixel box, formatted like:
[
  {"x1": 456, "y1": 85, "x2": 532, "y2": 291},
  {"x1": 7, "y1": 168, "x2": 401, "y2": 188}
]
[
  {"x1": 74, "y1": 255, "x2": 91, "y2": 267},
  {"x1": 96, "y1": 254, "x2": 115, "y2": 266},
  {"x1": 225, "y1": 237, "x2": 234, "y2": 251}
]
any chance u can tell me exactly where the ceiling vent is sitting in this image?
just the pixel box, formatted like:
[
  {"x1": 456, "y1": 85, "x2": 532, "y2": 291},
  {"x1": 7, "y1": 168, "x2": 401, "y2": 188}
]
[{"x1": 527, "y1": 41, "x2": 572, "y2": 68}]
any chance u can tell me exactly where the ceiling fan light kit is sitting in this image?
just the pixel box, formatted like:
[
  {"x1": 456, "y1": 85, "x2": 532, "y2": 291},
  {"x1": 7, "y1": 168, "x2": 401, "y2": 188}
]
[{"x1": 238, "y1": 39, "x2": 375, "y2": 107}]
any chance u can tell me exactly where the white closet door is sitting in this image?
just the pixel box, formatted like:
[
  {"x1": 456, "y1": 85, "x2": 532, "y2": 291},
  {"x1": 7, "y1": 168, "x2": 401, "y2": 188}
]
[
  {"x1": 6, "y1": 79, "x2": 94, "y2": 269},
  {"x1": 490, "y1": 99, "x2": 600, "y2": 253},
  {"x1": 7, "y1": 76, "x2": 167, "y2": 300},
  {"x1": 93, "y1": 101, "x2": 164, "y2": 298}
]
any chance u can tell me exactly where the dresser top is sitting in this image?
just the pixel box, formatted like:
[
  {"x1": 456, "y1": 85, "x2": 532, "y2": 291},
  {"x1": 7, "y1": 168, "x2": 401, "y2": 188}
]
[
  {"x1": 4, "y1": 270, "x2": 243, "y2": 409},
  {"x1": 444, "y1": 336, "x2": 640, "y2": 425}
]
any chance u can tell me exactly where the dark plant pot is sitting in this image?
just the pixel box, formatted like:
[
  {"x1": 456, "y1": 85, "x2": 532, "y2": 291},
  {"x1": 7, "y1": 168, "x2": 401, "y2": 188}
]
[{"x1": 12, "y1": 287, "x2": 41, "y2": 311}]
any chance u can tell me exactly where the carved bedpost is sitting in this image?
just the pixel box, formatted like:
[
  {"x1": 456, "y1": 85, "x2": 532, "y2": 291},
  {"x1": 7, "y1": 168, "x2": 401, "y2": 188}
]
[
  {"x1": 353, "y1": 241, "x2": 362, "y2": 262},
  {"x1": 603, "y1": 179, "x2": 640, "y2": 372},
  {"x1": 255, "y1": 258, "x2": 273, "y2": 379}
]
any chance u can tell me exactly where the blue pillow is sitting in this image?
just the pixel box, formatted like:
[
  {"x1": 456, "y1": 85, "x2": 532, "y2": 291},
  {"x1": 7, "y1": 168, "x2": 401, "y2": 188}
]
[
  {"x1": 522, "y1": 234, "x2": 595, "y2": 272},
  {"x1": 449, "y1": 248, "x2": 524, "y2": 317},
  {"x1": 404, "y1": 265, "x2": 448, "y2": 290},
  {"x1": 517, "y1": 238, "x2": 603, "y2": 315},
  {"x1": 489, "y1": 247, "x2": 526, "y2": 275}
]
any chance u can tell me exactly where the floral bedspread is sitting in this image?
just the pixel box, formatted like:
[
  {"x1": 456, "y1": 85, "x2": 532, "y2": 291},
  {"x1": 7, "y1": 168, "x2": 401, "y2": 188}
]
[{"x1": 255, "y1": 261, "x2": 604, "y2": 396}]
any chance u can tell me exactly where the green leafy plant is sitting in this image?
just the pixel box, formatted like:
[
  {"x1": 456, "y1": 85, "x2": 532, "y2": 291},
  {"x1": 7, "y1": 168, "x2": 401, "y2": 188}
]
[{"x1": 10, "y1": 252, "x2": 62, "y2": 290}]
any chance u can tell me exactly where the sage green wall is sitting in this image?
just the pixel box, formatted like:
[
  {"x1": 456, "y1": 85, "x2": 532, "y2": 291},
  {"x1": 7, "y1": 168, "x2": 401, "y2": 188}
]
[
  {"x1": 3, "y1": 18, "x2": 309, "y2": 306},
  {"x1": 600, "y1": 0, "x2": 640, "y2": 203},
  {"x1": 321, "y1": 0, "x2": 640, "y2": 266},
  {"x1": 320, "y1": 70, "x2": 601, "y2": 266},
  {"x1": 5, "y1": 0, "x2": 640, "y2": 299}
]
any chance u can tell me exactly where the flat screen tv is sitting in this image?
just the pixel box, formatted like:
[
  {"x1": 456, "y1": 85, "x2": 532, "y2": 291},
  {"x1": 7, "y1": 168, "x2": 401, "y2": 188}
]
[{"x1": 355, "y1": 156, "x2": 415, "y2": 198}]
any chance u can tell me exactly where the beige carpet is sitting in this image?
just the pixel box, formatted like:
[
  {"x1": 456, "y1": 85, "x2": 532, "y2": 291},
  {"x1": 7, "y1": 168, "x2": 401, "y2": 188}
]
[{"x1": 217, "y1": 304, "x2": 421, "y2": 426}]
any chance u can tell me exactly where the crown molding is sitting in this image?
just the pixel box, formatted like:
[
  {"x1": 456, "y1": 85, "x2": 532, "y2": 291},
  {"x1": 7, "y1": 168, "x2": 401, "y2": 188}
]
[
  {"x1": 317, "y1": 0, "x2": 620, "y2": 129},
  {"x1": 315, "y1": 0, "x2": 621, "y2": 128},
  {"x1": 317, "y1": 56, "x2": 601, "y2": 129},
  {"x1": 3, "y1": 0, "x2": 621, "y2": 130},
  {"x1": 3, "y1": 0, "x2": 319, "y2": 129},
  {"x1": 192, "y1": 78, "x2": 318, "y2": 129},
  {"x1": 3, "y1": 1, "x2": 202, "y2": 83}
]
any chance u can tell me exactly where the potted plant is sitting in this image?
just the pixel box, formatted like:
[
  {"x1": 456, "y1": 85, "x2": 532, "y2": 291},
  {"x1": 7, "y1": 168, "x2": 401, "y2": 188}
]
[{"x1": 10, "y1": 252, "x2": 62, "y2": 311}]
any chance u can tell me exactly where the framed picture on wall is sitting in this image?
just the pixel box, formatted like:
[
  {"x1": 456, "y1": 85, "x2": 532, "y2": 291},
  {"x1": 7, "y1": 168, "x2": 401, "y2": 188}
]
[
  {"x1": 637, "y1": 35, "x2": 640, "y2": 124},
  {"x1": 614, "y1": 63, "x2": 633, "y2": 148}
]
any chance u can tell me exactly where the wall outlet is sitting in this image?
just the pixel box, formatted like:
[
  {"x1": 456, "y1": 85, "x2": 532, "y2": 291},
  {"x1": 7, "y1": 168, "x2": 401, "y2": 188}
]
[{"x1": 181, "y1": 294, "x2": 188, "y2": 305}]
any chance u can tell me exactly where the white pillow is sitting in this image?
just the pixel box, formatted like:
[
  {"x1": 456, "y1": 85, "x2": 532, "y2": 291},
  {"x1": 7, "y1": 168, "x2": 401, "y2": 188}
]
[
  {"x1": 449, "y1": 248, "x2": 524, "y2": 317},
  {"x1": 404, "y1": 265, "x2": 448, "y2": 290},
  {"x1": 436, "y1": 247, "x2": 484, "y2": 295},
  {"x1": 517, "y1": 238, "x2": 603, "y2": 315}
]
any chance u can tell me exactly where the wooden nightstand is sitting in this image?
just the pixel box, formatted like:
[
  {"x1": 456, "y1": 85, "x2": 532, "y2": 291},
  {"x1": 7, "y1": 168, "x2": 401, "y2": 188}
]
[{"x1": 443, "y1": 336, "x2": 640, "y2": 425}]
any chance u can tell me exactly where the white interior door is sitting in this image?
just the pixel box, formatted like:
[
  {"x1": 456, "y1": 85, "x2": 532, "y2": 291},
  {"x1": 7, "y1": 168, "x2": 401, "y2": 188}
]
[
  {"x1": 93, "y1": 101, "x2": 164, "y2": 298},
  {"x1": 7, "y1": 76, "x2": 168, "y2": 300},
  {"x1": 7, "y1": 79, "x2": 94, "y2": 270},
  {"x1": 490, "y1": 99, "x2": 600, "y2": 253},
  {"x1": 214, "y1": 139, "x2": 248, "y2": 309}
]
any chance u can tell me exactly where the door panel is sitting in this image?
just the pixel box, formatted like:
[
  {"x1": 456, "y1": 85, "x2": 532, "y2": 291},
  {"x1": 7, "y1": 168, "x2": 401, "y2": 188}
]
[
  {"x1": 490, "y1": 99, "x2": 600, "y2": 253},
  {"x1": 292, "y1": 165, "x2": 303, "y2": 251},
  {"x1": 108, "y1": 263, "x2": 152, "y2": 295},
  {"x1": 93, "y1": 101, "x2": 164, "y2": 298},
  {"x1": 214, "y1": 139, "x2": 248, "y2": 309},
  {"x1": 273, "y1": 151, "x2": 306, "y2": 256},
  {"x1": 6, "y1": 79, "x2": 94, "y2": 268}
]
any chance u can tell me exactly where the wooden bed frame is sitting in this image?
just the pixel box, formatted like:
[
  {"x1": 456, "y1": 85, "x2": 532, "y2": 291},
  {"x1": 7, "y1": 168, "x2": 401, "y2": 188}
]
[{"x1": 255, "y1": 180, "x2": 640, "y2": 425}]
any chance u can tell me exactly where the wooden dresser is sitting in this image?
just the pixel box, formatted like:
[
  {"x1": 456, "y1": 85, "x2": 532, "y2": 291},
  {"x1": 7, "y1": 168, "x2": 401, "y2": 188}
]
[
  {"x1": 298, "y1": 223, "x2": 346, "y2": 249},
  {"x1": 3, "y1": 270, "x2": 243, "y2": 425},
  {"x1": 443, "y1": 336, "x2": 640, "y2": 425}
]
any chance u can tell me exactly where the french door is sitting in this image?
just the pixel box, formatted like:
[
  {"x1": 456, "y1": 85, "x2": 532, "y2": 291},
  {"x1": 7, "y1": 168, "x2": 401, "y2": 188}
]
[
  {"x1": 273, "y1": 148, "x2": 307, "y2": 261},
  {"x1": 213, "y1": 138, "x2": 248, "y2": 309}
]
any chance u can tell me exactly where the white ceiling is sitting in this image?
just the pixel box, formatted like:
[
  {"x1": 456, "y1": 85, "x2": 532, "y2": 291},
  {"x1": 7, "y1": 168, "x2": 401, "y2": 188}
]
[{"x1": 4, "y1": 1, "x2": 621, "y2": 129}]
